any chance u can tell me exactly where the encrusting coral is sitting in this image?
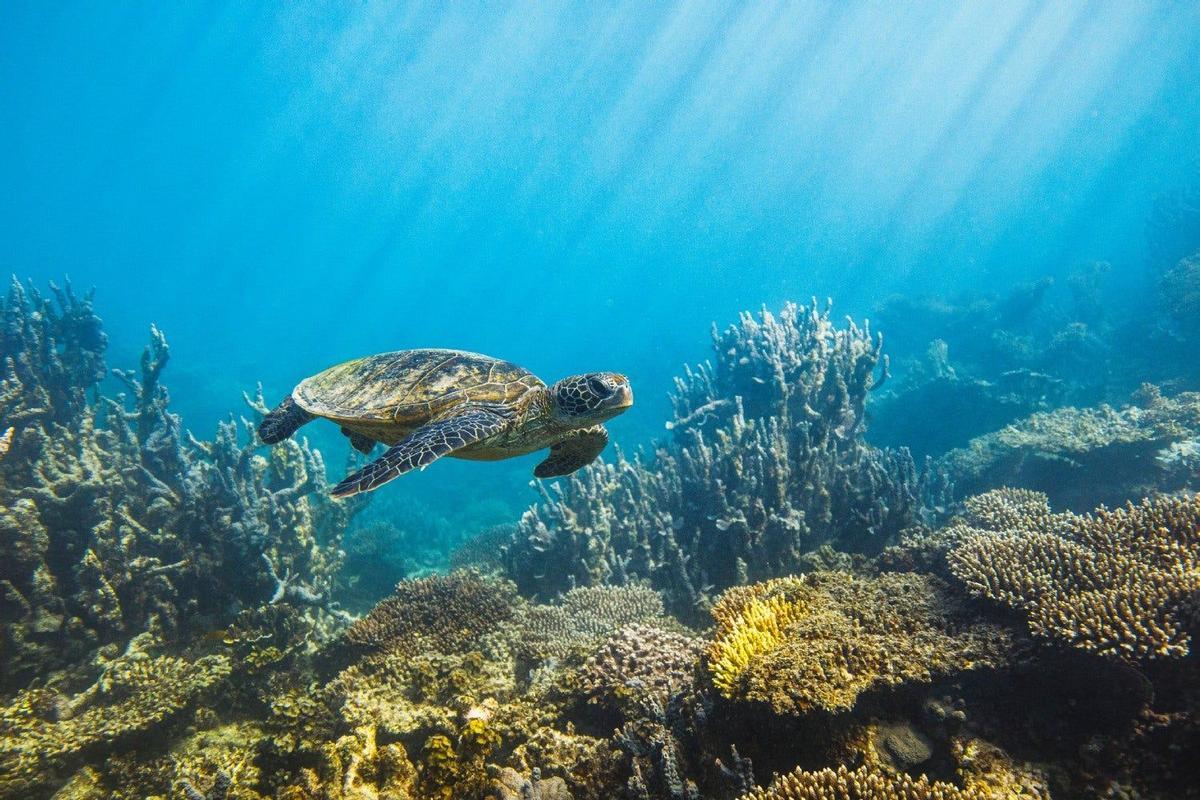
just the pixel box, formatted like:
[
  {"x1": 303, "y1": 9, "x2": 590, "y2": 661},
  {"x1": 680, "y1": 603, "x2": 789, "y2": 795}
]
[
  {"x1": 947, "y1": 489, "x2": 1200, "y2": 659},
  {"x1": 707, "y1": 572, "x2": 1012, "y2": 715},
  {"x1": 505, "y1": 302, "x2": 947, "y2": 620},
  {"x1": 577, "y1": 623, "x2": 704, "y2": 714}
]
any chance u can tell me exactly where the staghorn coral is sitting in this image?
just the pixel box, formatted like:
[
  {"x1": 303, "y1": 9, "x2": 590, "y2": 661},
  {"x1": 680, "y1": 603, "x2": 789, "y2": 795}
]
[
  {"x1": 707, "y1": 572, "x2": 1012, "y2": 715},
  {"x1": 0, "y1": 651, "x2": 230, "y2": 797},
  {"x1": 941, "y1": 387, "x2": 1200, "y2": 508},
  {"x1": 0, "y1": 281, "x2": 363, "y2": 693},
  {"x1": 947, "y1": 490, "x2": 1200, "y2": 659},
  {"x1": 506, "y1": 302, "x2": 945, "y2": 621},
  {"x1": 577, "y1": 623, "x2": 703, "y2": 714},
  {"x1": 344, "y1": 570, "x2": 518, "y2": 656}
]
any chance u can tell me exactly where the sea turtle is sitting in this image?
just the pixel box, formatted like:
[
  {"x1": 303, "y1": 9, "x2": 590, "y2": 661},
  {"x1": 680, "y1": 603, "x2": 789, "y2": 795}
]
[{"x1": 258, "y1": 349, "x2": 633, "y2": 498}]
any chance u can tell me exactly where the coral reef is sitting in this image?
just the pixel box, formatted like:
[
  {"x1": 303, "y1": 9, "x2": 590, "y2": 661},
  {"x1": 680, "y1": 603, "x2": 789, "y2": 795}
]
[
  {"x1": 947, "y1": 490, "x2": 1200, "y2": 659},
  {"x1": 1159, "y1": 250, "x2": 1200, "y2": 342},
  {"x1": 868, "y1": 271, "x2": 1117, "y2": 458},
  {"x1": 0, "y1": 280, "x2": 362, "y2": 693},
  {"x1": 736, "y1": 762, "x2": 1034, "y2": 800},
  {"x1": 3, "y1": 278, "x2": 1198, "y2": 800},
  {"x1": 577, "y1": 623, "x2": 703, "y2": 714},
  {"x1": 0, "y1": 649, "x2": 231, "y2": 797},
  {"x1": 707, "y1": 572, "x2": 1012, "y2": 714},
  {"x1": 940, "y1": 385, "x2": 1200, "y2": 507},
  {"x1": 505, "y1": 302, "x2": 944, "y2": 620},
  {"x1": 345, "y1": 571, "x2": 518, "y2": 656}
]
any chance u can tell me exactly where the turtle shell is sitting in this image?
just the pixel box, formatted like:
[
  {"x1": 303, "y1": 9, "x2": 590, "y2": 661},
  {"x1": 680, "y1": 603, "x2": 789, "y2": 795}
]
[{"x1": 292, "y1": 349, "x2": 543, "y2": 425}]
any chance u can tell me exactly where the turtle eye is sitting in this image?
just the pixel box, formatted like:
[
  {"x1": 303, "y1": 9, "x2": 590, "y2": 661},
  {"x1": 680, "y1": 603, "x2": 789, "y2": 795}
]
[{"x1": 589, "y1": 377, "x2": 609, "y2": 396}]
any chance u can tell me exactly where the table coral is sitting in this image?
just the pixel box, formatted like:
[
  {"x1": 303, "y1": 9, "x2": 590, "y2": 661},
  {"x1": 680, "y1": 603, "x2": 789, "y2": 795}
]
[
  {"x1": 515, "y1": 585, "x2": 668, "y2": 662},
  {"x1": 947, "y1": 490, "x2": 1200, "y2": 659},
  {"x1": 707, "y1": 572, "x2": 1012, "y2": 714},
  {"x1": 344, "y1": 570, "x2": 518, "y2": 656},
  {"x1": 736, "y1": 762, "x2": 1031, "y2": 800},
  {"x1": 0, "y1": 652, "x2": 230, "y2": 797}
]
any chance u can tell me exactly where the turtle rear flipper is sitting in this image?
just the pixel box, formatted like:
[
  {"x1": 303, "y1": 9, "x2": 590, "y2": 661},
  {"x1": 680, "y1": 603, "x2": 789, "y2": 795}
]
[
  {"x1": 259, "y1": 397, "x2": 315, "y2": 444},
  {"x1": 534, "y1": 425, "x2": 608, "y2": 478},
  {"x1": 341, "y1": 427, "x2": 377, "y2": 455},
  {"x1": 331, "y1": 407, "x2": 509, "y2": 498}
]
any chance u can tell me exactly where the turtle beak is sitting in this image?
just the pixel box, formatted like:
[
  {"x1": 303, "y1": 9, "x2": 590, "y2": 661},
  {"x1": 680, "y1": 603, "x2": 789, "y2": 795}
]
[{"x1": 611, "y1": 379, "x2": 633, "y2": 411}]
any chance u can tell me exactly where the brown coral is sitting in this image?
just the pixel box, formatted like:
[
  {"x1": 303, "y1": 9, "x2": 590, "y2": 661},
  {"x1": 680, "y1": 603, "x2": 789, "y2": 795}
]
[
  {"x1": 345, "y1": 570, "x2": 518, "y2": 656},
  {"x1": 515, "y1": 585, "x2": 667, "y2": 661},
  {"x1": 707, "y1": 572, "x2": 1011, "y2": 714},
  {"x1": 737, "y1": 762, "x2": 1030, "y2": 800},
  {"x1": 577, "y1": 623, "x2": 703, "y2": 712},
  {"x1": 0, "y1": 653, "x2": 231, "y2": 796},
  {"x1": 948, "y1": 491, "x2": 1200, "y2": 659}
]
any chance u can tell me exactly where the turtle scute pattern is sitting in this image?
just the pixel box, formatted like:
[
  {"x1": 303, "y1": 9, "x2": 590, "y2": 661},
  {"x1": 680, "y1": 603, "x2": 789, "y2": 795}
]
[{"x1": 296, "y1": 350, "x2": 541, "y2": 422}]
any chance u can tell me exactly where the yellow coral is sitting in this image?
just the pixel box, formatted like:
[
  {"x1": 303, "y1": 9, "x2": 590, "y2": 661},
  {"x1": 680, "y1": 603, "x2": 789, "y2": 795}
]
[
  {"x1": 706, "y1": 573, "x2": 1011, "y2": 714},
  {"x1": 708, "y1": 580, "x2": 811, "y2": 695}
]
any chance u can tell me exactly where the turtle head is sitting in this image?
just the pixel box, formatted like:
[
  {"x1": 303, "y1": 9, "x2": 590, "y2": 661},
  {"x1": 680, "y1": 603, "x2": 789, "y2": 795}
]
[{"x1": 550, "y1": 372, "x2": 633, "y2": 425}]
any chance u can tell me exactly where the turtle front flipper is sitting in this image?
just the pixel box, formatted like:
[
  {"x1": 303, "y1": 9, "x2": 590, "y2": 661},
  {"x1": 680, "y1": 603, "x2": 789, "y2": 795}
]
[
  {"x1": 331, "y1": 408, "x2": 510, "y2": 498},
  {"x1": 259, "y1": 396, "x2": 315, "y2": 444},
  {"x1": 534, "y1": 425, "x2": 608, "y2": 478}
]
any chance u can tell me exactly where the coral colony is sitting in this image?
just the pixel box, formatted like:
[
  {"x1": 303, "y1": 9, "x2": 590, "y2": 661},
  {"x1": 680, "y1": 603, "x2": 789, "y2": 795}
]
[{"x1": 2, "y1": 274, "x2": 1199, "y2": 800}]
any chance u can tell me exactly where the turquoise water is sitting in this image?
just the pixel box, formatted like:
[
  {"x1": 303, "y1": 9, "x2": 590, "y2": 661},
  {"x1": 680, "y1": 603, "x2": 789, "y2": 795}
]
[{"x1": 3, "y1": 1, "x2": 1200, "y2": 519}]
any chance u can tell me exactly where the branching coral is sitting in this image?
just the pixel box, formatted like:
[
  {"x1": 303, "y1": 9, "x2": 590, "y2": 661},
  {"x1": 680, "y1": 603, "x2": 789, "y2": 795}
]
[
  {"x1": 707, "y1": 572, "x2": 1012, "y2": 715},
  {"x1": 736, "y1": 763, "x2": 1031, "y2": 800},
  {"x1": 505, "y1": 302, "x2": 945, "y2": 621},
  {"x1": 0, "y1": 281, "x2": 363, "y2": 693},
  {"x1": 947, "y1": 490, "x2": 1200, "y2": 659}
]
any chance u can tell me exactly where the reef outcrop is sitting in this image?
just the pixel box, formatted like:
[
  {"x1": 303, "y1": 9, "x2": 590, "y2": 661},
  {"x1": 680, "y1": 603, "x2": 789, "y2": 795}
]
[{"x1": 940, "y1": 386, "x2": 1200, "y2": 508}]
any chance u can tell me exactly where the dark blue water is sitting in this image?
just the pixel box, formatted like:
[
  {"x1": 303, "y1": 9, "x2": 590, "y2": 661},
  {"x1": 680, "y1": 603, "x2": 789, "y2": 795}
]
[{"x1": 4, "y1": 1, "x2": 1200, "y2": 523}]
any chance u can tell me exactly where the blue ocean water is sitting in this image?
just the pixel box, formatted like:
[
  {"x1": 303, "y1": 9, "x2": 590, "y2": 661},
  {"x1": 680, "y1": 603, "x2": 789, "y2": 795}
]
[{"x1": 3, "y1": 1, "x2": 1200, "y2": 525}]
